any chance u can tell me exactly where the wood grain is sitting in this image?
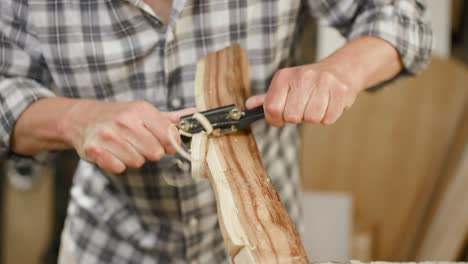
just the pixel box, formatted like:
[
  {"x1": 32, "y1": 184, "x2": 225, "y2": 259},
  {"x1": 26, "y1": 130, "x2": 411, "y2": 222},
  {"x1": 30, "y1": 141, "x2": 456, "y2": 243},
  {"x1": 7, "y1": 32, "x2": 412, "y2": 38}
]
[
  {"x1": 192, "y1": 44, "x2": 309, "y2": 263},
  {"x1": 300, "y1": 57, "x2": 468, "y2": 260},
  {"x1": 415, "y1": 102, "x2": 468, "y2": 260},
  {"x1": 2, "y1": 167, "x2": 54, "y2": 264}
]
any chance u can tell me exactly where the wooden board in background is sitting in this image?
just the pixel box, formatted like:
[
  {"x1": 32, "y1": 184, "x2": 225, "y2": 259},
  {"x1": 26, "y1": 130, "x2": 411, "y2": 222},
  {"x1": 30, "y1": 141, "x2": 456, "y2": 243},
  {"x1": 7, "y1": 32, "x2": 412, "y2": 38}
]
[
  {"x1": 300, "y1": 57, "x2": 468, "y2": 260},
  {"x1": 2, "y1": 168, "x2": 54, "y2": 264},
  {"x1": 415, "y1": 102, "x2": 468, "y2": 260}
]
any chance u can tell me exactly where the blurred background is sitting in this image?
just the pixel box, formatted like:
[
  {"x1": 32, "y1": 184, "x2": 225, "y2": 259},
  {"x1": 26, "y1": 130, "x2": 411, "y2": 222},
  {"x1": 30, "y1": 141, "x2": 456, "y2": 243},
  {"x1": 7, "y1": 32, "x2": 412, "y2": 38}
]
[{"x1": 1, "y1": 0, "x2": 467, "y2": 263}]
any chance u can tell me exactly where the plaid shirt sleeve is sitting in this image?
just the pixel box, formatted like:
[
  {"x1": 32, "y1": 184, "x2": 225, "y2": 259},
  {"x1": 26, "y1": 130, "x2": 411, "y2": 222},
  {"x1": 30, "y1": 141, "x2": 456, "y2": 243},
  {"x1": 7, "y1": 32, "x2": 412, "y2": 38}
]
[
  {"x1": 306, "y1": 0, "x2": 433, "y2": 75},
  {"x1": 0, "y1": 0, "x2": 56, "y2": 159}
]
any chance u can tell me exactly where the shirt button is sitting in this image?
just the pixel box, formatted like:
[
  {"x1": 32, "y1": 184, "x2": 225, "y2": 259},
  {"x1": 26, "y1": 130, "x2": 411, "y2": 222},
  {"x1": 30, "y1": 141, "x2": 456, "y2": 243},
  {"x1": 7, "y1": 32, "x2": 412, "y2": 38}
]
[
  {"x1": 170, "y1": 98, "x2": 182, "y2": 109},
  {"x1": 189, "y1": 217, "x2": 198, "y2": 228}
]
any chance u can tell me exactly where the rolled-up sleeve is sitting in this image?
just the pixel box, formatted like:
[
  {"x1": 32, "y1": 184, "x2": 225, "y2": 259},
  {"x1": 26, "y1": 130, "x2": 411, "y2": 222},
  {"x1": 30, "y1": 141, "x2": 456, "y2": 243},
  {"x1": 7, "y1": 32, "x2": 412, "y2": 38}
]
[
  {"x1": 0, "y1": 0, "x2": 56, "y2": 159},
  {"x1": 306, "y1": 0, "x2": 433, "y2": 75}
]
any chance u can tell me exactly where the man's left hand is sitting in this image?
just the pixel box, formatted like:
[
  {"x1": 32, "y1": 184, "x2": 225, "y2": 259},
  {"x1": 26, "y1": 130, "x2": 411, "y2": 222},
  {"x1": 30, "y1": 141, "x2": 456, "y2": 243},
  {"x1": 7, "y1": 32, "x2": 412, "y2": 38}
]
[{"x1": 246, "y1": 64, "x2": 358, "y2": 127}]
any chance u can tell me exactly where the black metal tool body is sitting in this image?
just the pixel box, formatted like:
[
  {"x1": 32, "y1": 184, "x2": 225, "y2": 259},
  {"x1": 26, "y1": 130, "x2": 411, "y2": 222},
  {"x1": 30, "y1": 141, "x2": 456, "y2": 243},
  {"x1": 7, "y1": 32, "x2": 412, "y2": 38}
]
[{"x1": 178, "y1": 104, "x2": 264, "y2": 142}]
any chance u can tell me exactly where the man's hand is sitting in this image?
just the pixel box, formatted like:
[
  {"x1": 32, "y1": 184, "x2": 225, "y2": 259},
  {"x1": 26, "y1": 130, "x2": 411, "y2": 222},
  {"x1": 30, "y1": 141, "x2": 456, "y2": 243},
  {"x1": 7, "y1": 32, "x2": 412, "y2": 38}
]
[
  {"x1": 246, "y1": 37, "x2": 404, "y2": 127},
  {"x1": 59, "y1": 100, "x2": 196, "y2": 174},
  {"x1": 246, "y1": 64, "x2": 357, "y2": 126}
]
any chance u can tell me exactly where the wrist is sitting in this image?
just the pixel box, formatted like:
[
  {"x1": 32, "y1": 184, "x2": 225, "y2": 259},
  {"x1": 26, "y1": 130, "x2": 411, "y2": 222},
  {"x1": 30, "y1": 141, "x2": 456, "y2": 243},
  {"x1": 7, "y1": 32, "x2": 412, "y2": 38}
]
[
  {"x1": 57, "y1": 98, "x2": 97, "y2": 147},
  {"x1": 316, "y1": 36, "x2": 403, "y2": 93},
  {"x1": 315, "y1": 57, "x2": 366, "y2": 94}
]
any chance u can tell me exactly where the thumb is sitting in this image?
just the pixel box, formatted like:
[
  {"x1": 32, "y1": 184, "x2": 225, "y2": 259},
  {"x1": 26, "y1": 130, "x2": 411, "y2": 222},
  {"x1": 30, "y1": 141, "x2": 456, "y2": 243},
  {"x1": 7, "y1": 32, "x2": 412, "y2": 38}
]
[
  {"x1": 246, "y1": 94, "x2": 266, "y2": 109},
  {"x1": 163, "y1": 107, "x2": 198, "y2": 123}
]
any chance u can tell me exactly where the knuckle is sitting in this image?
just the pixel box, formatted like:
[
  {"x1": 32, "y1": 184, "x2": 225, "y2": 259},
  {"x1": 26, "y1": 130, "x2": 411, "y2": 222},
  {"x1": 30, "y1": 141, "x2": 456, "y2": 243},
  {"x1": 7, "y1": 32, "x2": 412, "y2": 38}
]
[
  {"x1": 160, "y1": 135, "x2": 174, "y2": 151},
  {"x1": 338, "y1": 83, "x2": 350, "y2": 93},
  {"x1": 304, "y1": 113, "x2": 321, "y2": 124},
  {"x1": 322, "y1": 117, "x2": 336, "y2": 125},
  {"x1": 284, "y1": 113, "x2": 302, "y2": 124},
  {"x1": 304, "y1": 106, "x2": 324, "y2": 123},
  {"x1": 274, "y1": 69, "x2": 290, "y2": 82},
  {"x1": 98, "y1": 161, "x2": 112, "y2": 172},
  {"x1": 149, "y1": 148, "x2": 165, "y2": 161},
  {"x1": 301, "y1": 67, "x2": 318, "y2": 78},
  {"x1": 139, "y1": 156, "x2": 146, "y2": 166},
  {"x1": 165, "y1": 144, "x2": 177, "y2": 155},
  {"x1": 333, "y1": 84, "x2": 349, "y2": 99},
  {"x1": 114, "y1": 114, "x2": 132, "y2": 128},
  {"x1": 346, "y1": 94, "x2": 356, "y2": 106},
  {"x1": 97, "y1": 129, "x2": 116, "y2": 142},
  {"x1": 166, "y1": 149, "x2": 176, "y2": 155},
  {"x1": 111, "y1": 165, "x2": 126, "y2": 174},
  {"x1": 318, "y1": 71, "x2": 335, "y2": 87},
  {"x1": 265, "y1": 103, "x2": 283, "y2": 118},
  {"x1": 84, "y1": 145, "x2": 100, "y2": 158},
  {"x1": 128, "y1": 157, "x2": 145, "y2": 168}
]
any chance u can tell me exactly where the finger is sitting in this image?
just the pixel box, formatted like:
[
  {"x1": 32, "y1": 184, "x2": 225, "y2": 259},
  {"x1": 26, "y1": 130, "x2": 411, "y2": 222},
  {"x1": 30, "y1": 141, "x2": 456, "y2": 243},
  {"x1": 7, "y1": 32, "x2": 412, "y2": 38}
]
[
  {"x1": 98, "y1": 130, "x2": 146, "y2": 168},
  {"x1": 345, "y1": 93, "x2": 356, "y2": 109},
  {"x1": 144, "y1": 114, "x2": 180, "y2": 155},
  {"x1": 322, "y1": 87, "x2": 347, "y2": 125},
  {"x1": 303, "y1": 85, "x2": 329, "y2": 124},
  {"x1": 162, "y1": 107, "x2": 198, "y2": 123},
  {"x1": 283, "y1": 79, "x2": 314, "y2": 124},
  {"x1": 246, "y1": 94, "x2": 266, "y2": 109},
  {"x1": 264, "y1": 70, "x2": 290, "y2": 127},
  {"x1": 119, "y1": 123, "x2": 165, "y2": 162},
  {"x1": 105, "y1": 142, "x2": 146, "y2": 168},
  {"x1": 85, "y1": 147, "x2": 126, "y2": 174}
]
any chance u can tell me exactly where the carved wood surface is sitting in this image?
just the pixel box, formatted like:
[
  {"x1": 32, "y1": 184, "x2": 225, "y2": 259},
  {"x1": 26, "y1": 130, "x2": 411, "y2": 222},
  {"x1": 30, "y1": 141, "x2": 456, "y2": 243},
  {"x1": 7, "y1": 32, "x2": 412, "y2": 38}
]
[{"x1": 191, "y1": 44, "x2": 309, "y2": 263}]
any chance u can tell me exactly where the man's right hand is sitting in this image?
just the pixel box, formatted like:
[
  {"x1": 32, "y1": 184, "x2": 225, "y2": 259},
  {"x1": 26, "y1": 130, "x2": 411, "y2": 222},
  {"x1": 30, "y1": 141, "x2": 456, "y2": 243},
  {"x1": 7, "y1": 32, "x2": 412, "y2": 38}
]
[{"x1": 58, "y1": 100, "x2": 196, "y2": 174}]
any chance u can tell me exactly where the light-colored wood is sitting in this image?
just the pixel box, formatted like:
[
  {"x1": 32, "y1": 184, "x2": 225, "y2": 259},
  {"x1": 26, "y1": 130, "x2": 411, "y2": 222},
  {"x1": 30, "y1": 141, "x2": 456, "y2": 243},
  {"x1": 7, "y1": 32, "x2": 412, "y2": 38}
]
[
  {"x1": 300, "y1": 57, "x2": 468, "y2": 260},
  {"x1": 352, "y1": 230, "x2": 375, "y2": 261},
  {"x1": 416, "y1": 150, "x2": 468, "y2": 259},
  {"x1": 415, "y1": 103, "x2": 468, "y2": 260},
  {"x1": 192, "y1": 44, "x2": 309, "y2": 263},
  {"x1": 3, "y1": 167, "x2": 54, "y2": 264},
  {"x1": 191, "y1": 133, "x2": 209, "y2": 179}
]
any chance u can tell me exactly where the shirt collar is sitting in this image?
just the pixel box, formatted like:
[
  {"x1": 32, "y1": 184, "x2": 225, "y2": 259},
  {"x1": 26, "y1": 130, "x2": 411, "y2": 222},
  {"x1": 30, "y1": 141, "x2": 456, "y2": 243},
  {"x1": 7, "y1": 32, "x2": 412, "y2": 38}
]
[
  {"x1": 121, "y1": 0, "x2": 187, "y2": 27},
  {"x1": 122, "y1": 0, "x2": 160, "y2": 20}
]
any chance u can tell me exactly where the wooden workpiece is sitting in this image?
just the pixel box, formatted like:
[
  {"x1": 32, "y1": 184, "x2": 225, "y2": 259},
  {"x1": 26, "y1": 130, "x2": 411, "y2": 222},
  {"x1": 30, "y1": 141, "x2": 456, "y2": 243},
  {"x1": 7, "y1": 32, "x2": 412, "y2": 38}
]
[{"x1": 190, "y1": 44, "x2": 309, "y2": 263}]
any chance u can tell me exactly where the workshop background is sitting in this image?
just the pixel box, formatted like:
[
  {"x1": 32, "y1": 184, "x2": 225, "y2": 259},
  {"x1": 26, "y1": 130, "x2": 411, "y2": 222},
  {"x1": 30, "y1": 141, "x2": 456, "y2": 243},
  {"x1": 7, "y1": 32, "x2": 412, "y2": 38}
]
[{"x1": 1, "y1": 1, "x2": 467, "y2": 263}]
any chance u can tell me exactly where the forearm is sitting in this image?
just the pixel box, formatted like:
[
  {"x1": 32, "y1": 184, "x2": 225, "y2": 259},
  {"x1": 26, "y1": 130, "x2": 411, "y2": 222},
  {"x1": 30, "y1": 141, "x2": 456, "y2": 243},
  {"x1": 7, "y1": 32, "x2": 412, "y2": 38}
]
[
  {"x1": 10, "y1": 95, "x2": 196, "y2": 173},
  {"x1": 319, "y1": 36, "x2": 404, "y2": 93},
  {"x1": 247, "y1": 36, "x2": 405, "y2": 126},
  {"x1": 11, "y1": 97, "x2": 81, "y2": 156}
]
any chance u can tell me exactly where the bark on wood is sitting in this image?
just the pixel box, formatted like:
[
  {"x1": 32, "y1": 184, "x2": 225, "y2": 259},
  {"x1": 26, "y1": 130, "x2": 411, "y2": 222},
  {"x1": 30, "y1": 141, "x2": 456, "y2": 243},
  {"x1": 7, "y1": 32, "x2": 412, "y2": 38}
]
[{"x1": 190, "y1": 44, "x2": 309, "y2": 263}]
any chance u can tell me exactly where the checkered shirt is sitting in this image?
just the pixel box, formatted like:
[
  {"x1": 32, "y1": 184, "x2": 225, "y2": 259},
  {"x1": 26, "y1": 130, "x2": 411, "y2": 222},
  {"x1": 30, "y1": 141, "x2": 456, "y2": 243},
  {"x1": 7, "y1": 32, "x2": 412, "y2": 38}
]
[{"x1": 0, "y1": 0, "x2": 432, "y2": 263}]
